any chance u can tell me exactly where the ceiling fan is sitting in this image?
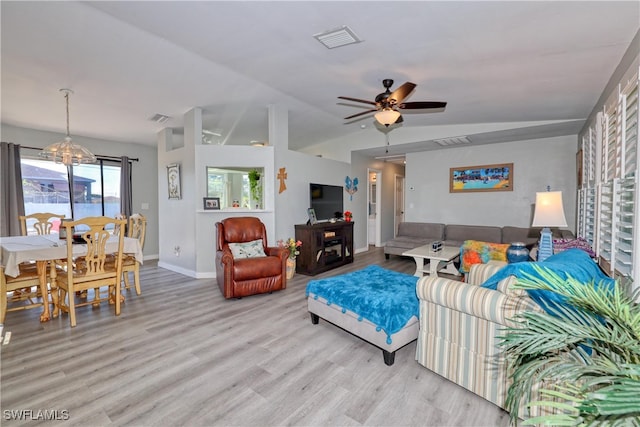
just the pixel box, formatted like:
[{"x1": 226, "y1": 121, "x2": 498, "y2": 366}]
[{"x1": 338, "y1": 79, "x2": 446, "y2": 127}]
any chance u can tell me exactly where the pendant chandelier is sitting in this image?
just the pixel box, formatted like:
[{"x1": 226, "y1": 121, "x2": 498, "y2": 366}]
[{"x1": 40, "y1": 89, "x2": 96, "y2": 166}]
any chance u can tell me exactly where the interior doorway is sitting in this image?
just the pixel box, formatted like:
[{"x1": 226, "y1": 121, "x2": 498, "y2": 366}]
[
  {"x1": 368, "y1": 169, "x2": 381, "y2": 247},
  {"x1": 394, "y1": 174, "x2": 405, "y2": 237}
]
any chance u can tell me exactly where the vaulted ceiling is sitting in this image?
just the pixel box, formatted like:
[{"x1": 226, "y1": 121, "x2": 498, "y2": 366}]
[{"x1": 2, "y1": 1, "x2": 638, "y2": 157}]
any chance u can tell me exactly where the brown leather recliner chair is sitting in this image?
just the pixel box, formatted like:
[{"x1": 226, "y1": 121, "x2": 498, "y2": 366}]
[{"x1": 215, "y1": 217, "x2": 288, "y2": 299}]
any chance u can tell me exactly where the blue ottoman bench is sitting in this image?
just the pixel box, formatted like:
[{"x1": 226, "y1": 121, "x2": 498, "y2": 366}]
[{"x1": 305, "y1": 265, "x2": 419, "y2": 366}]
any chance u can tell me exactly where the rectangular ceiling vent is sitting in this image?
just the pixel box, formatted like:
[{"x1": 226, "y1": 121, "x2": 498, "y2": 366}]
[
  {"x1": 434, "y1": 136, "x2": 471, "y2": 146},
  {"x1": 314, "y1": 26, "x2": 361, "y2": 49},
  {"x1": 150, "y1": 113, "x2": 170, "y2": 124}
]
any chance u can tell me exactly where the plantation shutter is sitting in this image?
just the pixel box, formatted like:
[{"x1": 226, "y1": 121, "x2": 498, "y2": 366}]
[
  {"x1": 578, "y1": 120, "x2": 600, "y2": 247},
  {"x1": 602, "y1": 103, "x2": 619, "y2": 182},
  {"x1": 597, "y1": 181, "x2": 615, "y2": 270},
  {"x1": 577, "y1": 187, "x2": 597, "y2": 249},
  {"x1": 613, "y1": 75, "x2": 638, "y2": 279}
]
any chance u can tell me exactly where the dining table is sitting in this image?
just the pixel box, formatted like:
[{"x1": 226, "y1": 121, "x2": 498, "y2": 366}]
[{"x1": 1, "y1": 234, "x2": 143, "y2": 322}]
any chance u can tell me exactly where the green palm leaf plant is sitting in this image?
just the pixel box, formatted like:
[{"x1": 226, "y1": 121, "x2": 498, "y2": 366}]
[
  {"x1": 248, "y1": 169, "x2": 262, "y2": 206},
  {"x1": 499, "y1": 266, "x2": 640, "y2": 426}
]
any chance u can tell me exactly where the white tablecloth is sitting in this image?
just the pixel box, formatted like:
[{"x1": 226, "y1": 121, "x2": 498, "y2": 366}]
[{"x1": 0, "y1": 234, "x2": 143, "y2": 277}]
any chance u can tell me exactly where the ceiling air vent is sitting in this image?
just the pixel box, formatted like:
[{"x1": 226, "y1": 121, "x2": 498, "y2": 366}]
[
  {"x1": 149, "y1": 113, "x2": 170, "y2": 124},
  {"x1": 314, "y1": 26, "x2": 361, "y2": 49},
  {"x1": 434, "y1": 136, "x2": 471, "y2": 146}
]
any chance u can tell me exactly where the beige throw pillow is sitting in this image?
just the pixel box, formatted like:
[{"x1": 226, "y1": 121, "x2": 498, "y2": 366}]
[{"x1": 228, "y1": 239, "x2": 266, "y2": 259}]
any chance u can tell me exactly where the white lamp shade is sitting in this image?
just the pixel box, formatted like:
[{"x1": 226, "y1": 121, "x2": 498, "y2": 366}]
[
  {"x1": 374, "y1": 109, "x2": 401, "y2": 126},
  {"x1": 532, "y1": 191, "x2": 568, "y2": 227}
]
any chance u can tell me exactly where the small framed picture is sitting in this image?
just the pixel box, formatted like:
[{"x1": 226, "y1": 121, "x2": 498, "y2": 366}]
[
  {"x1": 203, "y1": 197, "x2": 220, "y2": 210},
  {"x1": 307, "y1": 208, "x2": 317, "y2": 225},
  {"x1": 167, "y1": 164, "x2": 181, "y2": 200}
]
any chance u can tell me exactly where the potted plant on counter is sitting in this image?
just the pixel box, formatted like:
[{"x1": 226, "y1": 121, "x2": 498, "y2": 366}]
[{"x1": 248, "y1": 169, "x2": 262, "y2": 209}]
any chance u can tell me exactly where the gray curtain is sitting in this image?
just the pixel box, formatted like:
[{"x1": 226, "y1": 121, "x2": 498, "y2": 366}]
[
  {"x1": 120, "y1": 156, "x2": 132, "y2": 217},
  {"x1": 1, "y1": 142, "x2": 25, "y2": 236}
]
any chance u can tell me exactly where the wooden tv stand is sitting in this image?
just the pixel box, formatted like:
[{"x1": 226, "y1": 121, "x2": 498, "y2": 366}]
[{"x1": 295, "y1": 221, "x2": 354, "y2": 276}]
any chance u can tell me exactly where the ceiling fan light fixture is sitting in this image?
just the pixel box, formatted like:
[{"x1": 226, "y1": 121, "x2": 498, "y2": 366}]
[
  {"x1": 375, "y1": 109, "x2": 401, "y2": 127},
  {"x1": 40, "y1": 89, "x2": 96, "y2": 166}
]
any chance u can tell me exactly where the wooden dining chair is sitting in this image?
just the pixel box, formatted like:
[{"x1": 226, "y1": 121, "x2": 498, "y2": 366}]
[
  {"x1": 112, "y1": 213, "x2": 126, "y2": 236},
  {"x1": 121, "y1": 213, "x2": 146, "y2": 295},
  {"x1": 14, "y1": 212, "x2": 66, "y2": 308},
  {"x1": 0, "y1": 266, "x2": 46, "y2": 323},
  {"x1": 19, "y1": 212, "x2": 65, "y2": 236},
  {"x1": 56, "y1": 216, "x2": 126, "y2": 327}
]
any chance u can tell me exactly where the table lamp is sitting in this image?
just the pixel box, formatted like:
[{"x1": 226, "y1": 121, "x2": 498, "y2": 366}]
[{"x1": 531, "y1": 190, "x2": 568, "y2": 261}]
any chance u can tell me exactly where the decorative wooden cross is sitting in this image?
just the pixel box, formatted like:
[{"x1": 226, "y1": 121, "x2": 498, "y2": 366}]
[{"x1": 277, "y1": 167, "x2": 288, "y2": 193}]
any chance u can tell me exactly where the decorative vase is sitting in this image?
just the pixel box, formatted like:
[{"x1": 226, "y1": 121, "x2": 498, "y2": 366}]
[
  {"x1": 286, "y1": 257, "x2": 296, "y2": 279},
  {"x1": 345, "y1": 217, "x2": 352, "y2": 222},
  {"x1": 507, "y1": 242, "x2": 530, "y2": 263}
]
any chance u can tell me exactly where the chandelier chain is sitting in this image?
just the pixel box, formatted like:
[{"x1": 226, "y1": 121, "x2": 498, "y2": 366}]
[
  {"x1": 65, "y1": 90, "x2": 71, "y2": 137},
  {"x1": 39, "y1": 88, "x2": 96, "y2": 166}
]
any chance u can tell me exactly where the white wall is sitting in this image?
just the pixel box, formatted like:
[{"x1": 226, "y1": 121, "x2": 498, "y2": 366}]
[
  {"x1": 194, "y1": 145, "x2": 275, "y2": 277},
  {"x1": 405, "y1": 135, "x2": 578, "y2": 231},
  {"x1": 274, "y1": 150, "x2": 351, "y2": 243},
  {"x1": 156, "y1": 127, "x2": 197, "y2": 276},
  {"x1": 156, "y1": 140, "x2": 350, "y2": 277},
  {"x1": 155, "y1": 104, "x2": 352, "y2": 278},
  {"x1": 1, "y1": 124, "x2": 159, "y2": 259}
]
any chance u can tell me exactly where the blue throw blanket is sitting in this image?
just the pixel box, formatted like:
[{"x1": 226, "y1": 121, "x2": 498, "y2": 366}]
[
  {"x1": 305, "y1": 265, "x2": 418, "y2": 344},
  {"x1": 481, "y1": 249, "x2": 615, "y2": 312}
]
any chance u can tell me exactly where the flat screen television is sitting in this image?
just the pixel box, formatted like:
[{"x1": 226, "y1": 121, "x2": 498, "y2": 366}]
[{"x1": 310, "y1": 183, "x2": 344, "y2": 221}]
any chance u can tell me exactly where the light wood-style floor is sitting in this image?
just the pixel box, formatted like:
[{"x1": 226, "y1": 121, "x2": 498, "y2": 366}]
[{"x1": 1, "y1": 247, "x2": 510, "y2": 427}]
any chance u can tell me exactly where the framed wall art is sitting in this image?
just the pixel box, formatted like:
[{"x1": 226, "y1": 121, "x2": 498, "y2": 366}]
[
  {"x1": 167, "y1": 163, "x2": 181, "y2": 199},
  {"x1": 450, "y1": 163, "x2": 513, "y2": 193},
  {"x1": 203, "y1": 197, "x2": 220, "y2": 210}
]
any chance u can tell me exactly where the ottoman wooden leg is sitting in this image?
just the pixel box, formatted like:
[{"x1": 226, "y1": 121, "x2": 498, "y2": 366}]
[
  {"x1": 310, "y1": 312, "x2": 319, "y2": 324},
  {"x1": 383, "y1": 350, "x2": 395, "y2": 366}
]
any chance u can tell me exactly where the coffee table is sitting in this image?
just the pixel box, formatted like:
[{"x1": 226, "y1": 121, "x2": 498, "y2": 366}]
[{"x1": 402, "y1": 245, "x2": 461, "y2": 277}]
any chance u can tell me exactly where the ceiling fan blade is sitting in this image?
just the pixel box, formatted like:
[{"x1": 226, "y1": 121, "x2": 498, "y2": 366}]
[
  {"x1": 344, "y1": 109, "x2": 377, "y2": 120},
  {"x1": 338, "y1": 96, "x2": 377, "y2": 106},
  {"x1": 388, "y1": 82, "x2": 416, "y2": 104},
  {"x1": 399, "y1": 101, "x2": 447, "y2": 110}
]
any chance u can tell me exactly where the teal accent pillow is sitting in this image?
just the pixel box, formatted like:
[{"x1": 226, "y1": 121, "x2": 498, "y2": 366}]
[{"x1": 228, "y1": 239, "x2": 266, "y2": 259}]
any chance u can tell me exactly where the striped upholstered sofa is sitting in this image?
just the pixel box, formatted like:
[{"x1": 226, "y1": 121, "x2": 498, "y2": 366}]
[{"x1": 415, "y1": 262, "x2": 541, "y2": 416}]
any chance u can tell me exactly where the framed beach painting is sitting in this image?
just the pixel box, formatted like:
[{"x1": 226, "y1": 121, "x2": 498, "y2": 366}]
[{"x1": 449, "y1": 163, "x2": 513, "y2": 193}]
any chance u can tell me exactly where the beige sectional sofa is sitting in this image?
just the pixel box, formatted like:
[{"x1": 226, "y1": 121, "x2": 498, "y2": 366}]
[
  {"x1": 384, "y1": 222, "x2": 573, "y2": 259},
  {"x1": 415, "y1": 262, "x2": 538, "y2": 416}
]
